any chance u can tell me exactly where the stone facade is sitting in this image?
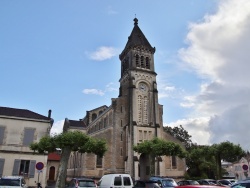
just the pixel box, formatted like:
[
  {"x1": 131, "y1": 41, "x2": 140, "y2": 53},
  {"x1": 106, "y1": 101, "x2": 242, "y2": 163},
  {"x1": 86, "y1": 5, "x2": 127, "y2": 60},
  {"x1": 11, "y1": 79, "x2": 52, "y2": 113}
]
[{"x1": 67, "y1": 18, "x2": 186, "y2": 180}]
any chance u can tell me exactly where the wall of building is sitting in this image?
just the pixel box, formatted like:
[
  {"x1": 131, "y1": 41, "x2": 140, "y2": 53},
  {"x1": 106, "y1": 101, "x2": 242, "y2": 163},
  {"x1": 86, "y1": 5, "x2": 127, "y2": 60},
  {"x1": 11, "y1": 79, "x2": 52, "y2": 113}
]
[{"x1": 0, "y1": 117, "x2": 50, "y2": 187}]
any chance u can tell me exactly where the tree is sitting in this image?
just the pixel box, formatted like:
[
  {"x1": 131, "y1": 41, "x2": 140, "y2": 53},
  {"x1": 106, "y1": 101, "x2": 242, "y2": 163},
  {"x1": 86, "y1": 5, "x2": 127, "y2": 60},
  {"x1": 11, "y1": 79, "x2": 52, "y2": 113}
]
[
  {"x1": 163, "y1": 125, "x2": 193, "y2": 149},
  {"x1": 211, "y1": 141, "x2": 244, "y2": 179},
  {"x1": 133, "y1": 137, "x2": 186, "y2": 176},
  {"x1": 185, "y1": 145, "x2": 217, "y2": 179},
  {"x1": 30, "y1": 131, "x2": 107, "y2": 188}
]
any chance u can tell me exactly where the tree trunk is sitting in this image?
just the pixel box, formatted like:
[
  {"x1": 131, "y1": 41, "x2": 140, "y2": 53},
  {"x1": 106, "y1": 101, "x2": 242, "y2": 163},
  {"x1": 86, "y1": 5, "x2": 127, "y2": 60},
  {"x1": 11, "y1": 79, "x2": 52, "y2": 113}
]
[
  {"x1": 150, "y1": 154, "x2": 155, "y2": 176},
  {"x1": 55, "y1": 147, "x2": 71, "y2": 188},
  {"x1": 216, "y1": 153, "x2": 222, "y2": 179}
]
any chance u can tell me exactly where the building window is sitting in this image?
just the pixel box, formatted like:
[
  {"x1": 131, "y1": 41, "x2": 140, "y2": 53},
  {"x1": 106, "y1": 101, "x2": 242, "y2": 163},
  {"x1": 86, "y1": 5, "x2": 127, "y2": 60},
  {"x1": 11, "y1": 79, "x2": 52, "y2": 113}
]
[
  {"x1": 92, "y1": 113, "x2": 97, "y2": 121},
  {"x1": 0, "y1": 126, "x2": 5, "y2": 145},
  {"x1": 144, "y1": 131, "x2": 147, "y2": 140},
  {"x1": 96, "y1": 155, "x2": 102, "y2": 168},
  {"x1": 141, "y1": 56, "x2": 144, "y2": 68},
  {"x1": 136, "y1": 54, "x2": 140, "y2": 67},
  {"x1": 121, "y1": 133, "x2": 123, "y2": 141},
  {"x1": 12, "y1": 159, "x2": 36, "y2": 178},
  {"x1": 104, "y1": 117, "x2": 107, "y2": 128},
  {"x1": 120, "y1": 120, "x2": 123, "y2": 127},
  {"x1": 23, "y1": 128, "x2": 35, "y2": 146},
  {"x1": 139, "y1": 130, "x2": 143, "y2": 142},
  {"x1": 146, "y1": 57, "x2": 150, "y2": 69},
  {"x1": 172, "y1": 156, "x2": 177, "y2": 169},
  {"x1": 120, "y1": 148, "x2": 123, "y2": 156},
  {"x1": 138, "y1": 95, "x2": 148, "y2": 124}
]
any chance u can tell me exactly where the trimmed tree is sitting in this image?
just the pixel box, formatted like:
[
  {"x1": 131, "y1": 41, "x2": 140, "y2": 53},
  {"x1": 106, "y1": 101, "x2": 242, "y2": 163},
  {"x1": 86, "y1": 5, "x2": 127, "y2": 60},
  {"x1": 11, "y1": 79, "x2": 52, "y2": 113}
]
[
  {"x1": 133, "y1": 137, "x2": 186, "y2": 176},
  {"x1": 30, "y1": 131, "x2": 107, "y2": 188},
  {"x1": 210, "y1": 141, "x2": 244, "y2": 179}
]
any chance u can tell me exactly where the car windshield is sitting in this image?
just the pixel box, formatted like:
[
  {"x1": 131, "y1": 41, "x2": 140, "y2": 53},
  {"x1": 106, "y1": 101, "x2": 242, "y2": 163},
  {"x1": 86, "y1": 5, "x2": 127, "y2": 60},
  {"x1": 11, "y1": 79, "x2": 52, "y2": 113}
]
[
  {"x1": 162, "y1": 180, "x2": 177, "y2": 187},
  {"x1": 209, "y1": 180, "x2": 217, "y2": 184},
  {"x1": 0, "y1": 178, "x2": 20, "y2": 186},
  {"x1": 190, "y1": 181, "x2": 199, "y2": 185},
  {"x1": 78, "y1": 180, "x2": 96, "y2": 187}
]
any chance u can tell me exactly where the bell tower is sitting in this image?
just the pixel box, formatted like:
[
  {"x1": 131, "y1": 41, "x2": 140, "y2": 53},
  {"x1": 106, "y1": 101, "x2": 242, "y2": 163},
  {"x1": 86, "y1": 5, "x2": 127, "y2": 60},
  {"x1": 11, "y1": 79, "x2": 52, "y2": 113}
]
[{"x1": 118, "y1": 18, "x2": 162, "y2": 179}]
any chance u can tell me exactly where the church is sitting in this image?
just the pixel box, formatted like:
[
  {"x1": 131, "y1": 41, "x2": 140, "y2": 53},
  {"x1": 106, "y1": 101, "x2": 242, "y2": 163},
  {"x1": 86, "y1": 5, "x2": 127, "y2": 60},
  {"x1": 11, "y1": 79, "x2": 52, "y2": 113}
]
[{"x1": 64, "y1": 18, "x2": 186, "y2": 181}]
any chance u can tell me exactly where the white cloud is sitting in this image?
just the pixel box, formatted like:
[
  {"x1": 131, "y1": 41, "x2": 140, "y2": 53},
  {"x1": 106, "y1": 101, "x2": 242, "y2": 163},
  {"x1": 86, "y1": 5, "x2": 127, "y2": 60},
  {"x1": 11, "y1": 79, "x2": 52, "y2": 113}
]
[
  {"x1": 82, "y1": 89, "x2": 105, "y2": 96},
  {"x1": 172, "y1": 0, "x2": 250, "y2": 150},
  {"x1": 87, "y1": 46, "x2": 119, "y2": 61},
  {"x1": 82, "y1": 83, "x2": 118, "y2": 97},
  {"x1": 107, "y1": 6, "x2": 118, "y2": 15},
  {"x1": 165, "y1": 117, "x2": 210, "y2": 145},
  {"x1": 50, "y1": 120, "x2": 64, "y2": 136},
  {"x1": 105, "y1": 82, "x2": 118, "y2": 92}
]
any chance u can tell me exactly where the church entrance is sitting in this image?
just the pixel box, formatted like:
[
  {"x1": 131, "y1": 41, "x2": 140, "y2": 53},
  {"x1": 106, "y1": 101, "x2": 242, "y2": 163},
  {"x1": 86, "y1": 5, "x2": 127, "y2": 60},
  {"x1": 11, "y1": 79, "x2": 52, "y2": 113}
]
[{"x1": 139, "y1": 153, "x2": 151, "y2": 180}]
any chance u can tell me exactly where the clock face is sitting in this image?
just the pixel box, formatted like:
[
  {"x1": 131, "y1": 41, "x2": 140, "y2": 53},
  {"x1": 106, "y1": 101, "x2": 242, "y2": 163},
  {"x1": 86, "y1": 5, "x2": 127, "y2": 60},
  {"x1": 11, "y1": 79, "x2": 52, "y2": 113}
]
[{"x1": 139, "y1": 83, "x2": 147, "y2": 92}]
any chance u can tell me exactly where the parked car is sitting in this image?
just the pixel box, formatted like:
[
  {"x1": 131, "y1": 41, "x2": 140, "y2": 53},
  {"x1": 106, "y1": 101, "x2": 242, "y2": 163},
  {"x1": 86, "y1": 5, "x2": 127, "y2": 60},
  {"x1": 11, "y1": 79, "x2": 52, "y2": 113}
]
[
  {"x1": 197, "y1": 179, "x2": 217, "y2": 185},
  {"x1": 230, "y1": 179, "x2": 250, "y2": 188},
  {"x1": 177, "y1": 180, "x2": 200, "y2": 186},
  {"x1": 175, "y1": 185, "x2": 225, "y2": 188},
  {"x1": 67, "y1": 177, "x2": 97, "y2": 188},
  {"x1": 133, "y1": 180, "x2": 160, "y2": 188},
  {"x1": 0, "y1": 176, "x2": 27, "y2": 188},
  {"x1": 228, "y1": 180, "x2": 237, "y2": 184},
  {"x1": 149, "y1": 177, "x2": 177, "y2": 188},
  {"x1": 97, "y1": 174, "x2": 133, "y2": 188},
  {"x1": 217, "y1": 179, "x2": 233, "y2": 186}
]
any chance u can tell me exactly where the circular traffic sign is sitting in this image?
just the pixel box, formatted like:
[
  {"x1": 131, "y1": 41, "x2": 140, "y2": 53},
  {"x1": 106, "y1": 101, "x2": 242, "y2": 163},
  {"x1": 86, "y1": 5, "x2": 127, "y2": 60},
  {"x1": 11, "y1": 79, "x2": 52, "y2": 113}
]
[
  {"x1": 36, "y1": 162, "x2": 44, "y2": 170},
  {"x1": 242, "y1": 164, "x2": 248, "y2": 171}
]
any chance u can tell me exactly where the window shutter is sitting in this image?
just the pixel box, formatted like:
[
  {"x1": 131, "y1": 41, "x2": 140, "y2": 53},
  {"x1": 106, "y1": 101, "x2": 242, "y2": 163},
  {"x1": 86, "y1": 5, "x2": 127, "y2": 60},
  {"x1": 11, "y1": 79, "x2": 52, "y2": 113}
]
[
  {"x1": 23, "y1": 128, "x2": 35, "y2": 146},
  {"x1": 28, "y1": 160, "x2": 36, "y2": 178},
  {"x1": 0, "y1": 158, "x2": 5, "y2": 177},
  {"x1": 12, "y1": 159, "x2": 21, "y2": 176},
  {"x1": 0, "y1": 127, "x2": 5, "y2": 145}
]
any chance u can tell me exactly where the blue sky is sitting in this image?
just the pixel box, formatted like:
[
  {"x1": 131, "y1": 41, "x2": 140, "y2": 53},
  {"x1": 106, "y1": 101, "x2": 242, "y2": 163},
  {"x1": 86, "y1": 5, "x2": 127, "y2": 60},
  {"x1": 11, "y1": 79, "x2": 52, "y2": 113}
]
[{"x1": 1, "y1": 0, "x2": 250, "y2": 150}]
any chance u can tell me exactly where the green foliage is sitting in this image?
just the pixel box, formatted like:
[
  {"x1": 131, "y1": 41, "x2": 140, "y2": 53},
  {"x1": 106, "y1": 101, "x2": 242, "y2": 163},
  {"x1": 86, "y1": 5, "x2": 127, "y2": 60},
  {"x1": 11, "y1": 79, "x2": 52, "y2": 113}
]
[
  {"x1": 133, "y1": 137, "x2": 186, "y2": 158},
  {"x1": 185, "y1": 141, "x2": 244, "y2": 179},
  {"x1": 185, "y1": 145, "x2": 216, "y2": 178},
  {"x1": 163, "y1": 125, "x2": 192, "y2": 149},
  {"x1": 30, "y1": 135, "x2": 56, "y2": 153},
  {"x1": 211, "y1": 141, "x2": 244, "y2": 162},
  {"x1": 79, "y1": 137, "x2": 107, "y2": 157},
  {"x1": 30, "y1": 131, "x2": 107, "y2": 157}
]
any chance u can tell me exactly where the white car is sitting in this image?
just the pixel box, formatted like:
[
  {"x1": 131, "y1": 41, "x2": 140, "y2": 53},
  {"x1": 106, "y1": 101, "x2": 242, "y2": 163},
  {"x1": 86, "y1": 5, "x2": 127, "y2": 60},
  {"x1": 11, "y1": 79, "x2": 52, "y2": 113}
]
[
  {"x1": 97, "y1": 174, "x2": 133, "y2": 188},
  {"x1": 0, "y1": 176, "x2": 27, "y2": 188}
]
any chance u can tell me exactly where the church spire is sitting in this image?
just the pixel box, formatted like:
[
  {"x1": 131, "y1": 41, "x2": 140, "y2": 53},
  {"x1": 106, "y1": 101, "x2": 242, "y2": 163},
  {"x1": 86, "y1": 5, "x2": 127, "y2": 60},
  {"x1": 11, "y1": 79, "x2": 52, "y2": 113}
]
[{"x1": 119, "y1": 18, "x2": 155, "y2": 60}]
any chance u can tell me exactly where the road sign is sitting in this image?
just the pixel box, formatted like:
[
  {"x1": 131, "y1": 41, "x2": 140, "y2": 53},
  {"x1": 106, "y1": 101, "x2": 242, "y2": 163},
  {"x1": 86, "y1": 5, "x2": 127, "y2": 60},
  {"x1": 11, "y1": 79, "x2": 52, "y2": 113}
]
[{"x1": 36, "y1": 162, "x2": 44, "y2": 170}]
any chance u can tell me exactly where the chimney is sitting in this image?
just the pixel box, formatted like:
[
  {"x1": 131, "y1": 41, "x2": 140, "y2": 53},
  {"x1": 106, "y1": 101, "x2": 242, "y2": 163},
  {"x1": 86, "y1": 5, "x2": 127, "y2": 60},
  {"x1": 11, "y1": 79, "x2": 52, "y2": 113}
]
[{"x1": 48, "y1": 109, "x2": 52, "y2": 118}]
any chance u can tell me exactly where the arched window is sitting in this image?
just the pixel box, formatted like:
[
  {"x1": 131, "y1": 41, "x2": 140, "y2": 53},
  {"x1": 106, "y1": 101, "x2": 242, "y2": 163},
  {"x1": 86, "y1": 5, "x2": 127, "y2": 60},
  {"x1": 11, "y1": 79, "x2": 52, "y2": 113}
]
[
  {"x1": 141, "y1": 56, "x2": 144, "y2": 68},
  {"x1": 138, "y1": 95, "x2": 148, "y2": 124},
  {"x1": 146, "y1": 57, "x2": 150, "y2": 69},
  {"x1": 92, "y1": 113, "x2": 97, "y2": 121},
  {"x1": 136, "y1": 54, "x2": 140, "y2": 67},
  {"x1": 138, "y1": 95, "x2": 142, "y2": 123}
]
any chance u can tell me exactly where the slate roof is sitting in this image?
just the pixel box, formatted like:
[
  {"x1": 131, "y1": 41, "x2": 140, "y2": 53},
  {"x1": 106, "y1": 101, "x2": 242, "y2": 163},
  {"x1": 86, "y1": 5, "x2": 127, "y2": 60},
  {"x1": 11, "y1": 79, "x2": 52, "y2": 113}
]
[
  {"x1": 69, "y1": 119, "x2": 87, "y2": 128},
  {"x1": 0, "y1": 106, "x2": 51, "y2": 121},
  {"x1": 48, "y1": 152, "x2": 61, "y2": 161},
  {"x1": 120, "y1": 18, "x2": 155, "y2": 60}
]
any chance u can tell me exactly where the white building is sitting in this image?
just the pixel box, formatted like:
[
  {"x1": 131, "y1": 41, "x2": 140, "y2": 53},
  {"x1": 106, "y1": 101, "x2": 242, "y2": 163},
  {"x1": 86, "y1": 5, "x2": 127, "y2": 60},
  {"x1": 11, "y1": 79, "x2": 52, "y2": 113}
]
[
  {"x1": 233, "y1": 157, "x2": 250, "y2": 180},
  {"x1": 0, "y1": 106, "x2": 53, "y2": 187}
]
